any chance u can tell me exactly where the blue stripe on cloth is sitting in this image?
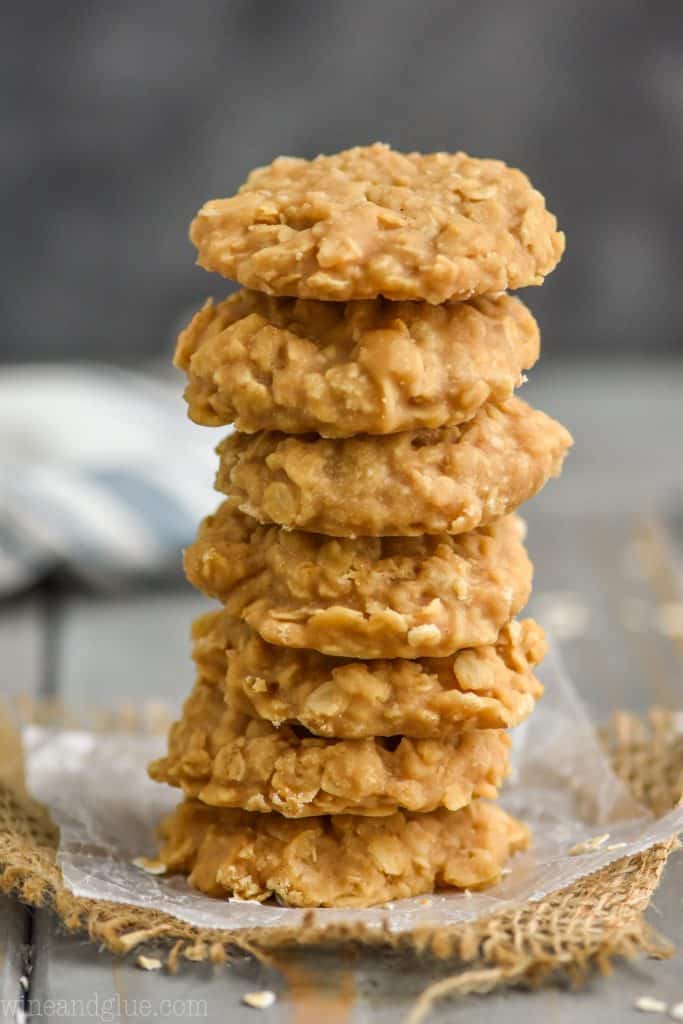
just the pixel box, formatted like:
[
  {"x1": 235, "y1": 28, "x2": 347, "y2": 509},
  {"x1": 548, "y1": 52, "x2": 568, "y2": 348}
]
[{"x1": 88, "y1": 468, "x2": 195, "y2": 551}]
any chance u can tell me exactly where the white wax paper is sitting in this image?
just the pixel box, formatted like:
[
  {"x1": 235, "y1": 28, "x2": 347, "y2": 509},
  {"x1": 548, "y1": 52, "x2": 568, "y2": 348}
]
[{"x1": 23, "y1": 645, "x2": 683, "y2": 935}]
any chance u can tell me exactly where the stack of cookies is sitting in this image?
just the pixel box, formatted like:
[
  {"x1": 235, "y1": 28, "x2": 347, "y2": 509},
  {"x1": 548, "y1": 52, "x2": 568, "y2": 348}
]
[{"x1": 150, "y1": 144, "x2": 572, "y2": 908}]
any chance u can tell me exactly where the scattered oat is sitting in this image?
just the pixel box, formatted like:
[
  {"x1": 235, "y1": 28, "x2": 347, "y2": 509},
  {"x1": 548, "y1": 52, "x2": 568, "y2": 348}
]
[
  {"x1": 242, "y1": 990, "x2": 276, "y2": 1010},
  {"x1": 420, "y1": 897, "x2": 432, "y2": 907},
  {"x1": 136, "y1": 955, "x2": 162, "y2": 971},
  {"x1": 669, "y1": 1002, "x2": 683, "y2": 1020},
  {"x1": 463, "y1": 889, "x2": 473, "y2": 899},
  {"x1": 501, "y1": 867, "x2": 512, "y2": 877},
  {"x1": 606, "y1": 842, "x2": 627, "y2": 852},
  {"x1": 569, "y1": 833, "x2": 610, "y2": 856},
  {"x1": 132, "y1": 856, "x2": 167, "y2": 875},
  {"x1": 634, "y1": 995, "x2": 667, "y2": 1013}
]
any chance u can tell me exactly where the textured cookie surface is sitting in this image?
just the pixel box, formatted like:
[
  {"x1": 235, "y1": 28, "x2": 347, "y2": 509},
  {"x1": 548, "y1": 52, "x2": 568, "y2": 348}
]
[
  {"x1": 190, "y1": 143, "x2": 564, "y2": 303},
  {"x1": 218, "y1": 397, "x2": 572, "y2": 537},
  {"x1": 175, "y1": 290, "x2": 540, "y2": 436},
  {"x1": 184, "y1": 500, "x2": 533, "y2": 659},
  {"x1": 158, "y1": 798, "x2": 530, "y2": 907},
  {"x1": 149, "y1": 679, "x2": 510, "y2": 817},
  {"x1": 192, "y1": 610, "x2": 546, "y2": 739}
]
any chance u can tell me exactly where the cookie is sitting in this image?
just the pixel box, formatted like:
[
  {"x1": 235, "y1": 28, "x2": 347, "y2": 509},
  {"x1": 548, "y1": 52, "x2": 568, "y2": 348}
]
[
  {"x1": 190, "y1": 143, "x2": 564, "y2": 303},
  {"x1": 157, "y1": 798, "x2": 530, "y2": 907},
  {"x1": 184, "y1": 500, "x2": 532, "y2": 658},
  {"x1": 217, "y1": 397, "x2": 572, "y2": 537},
  {"x1": 175, "y1": 290, "x2": 539, "y2": 436},
  {"x1": 192, "y1": 610, "x2": 545, "y2": 739},
  {"x1": 149, "y1": 680, "x2": 510, "y2": 817}
]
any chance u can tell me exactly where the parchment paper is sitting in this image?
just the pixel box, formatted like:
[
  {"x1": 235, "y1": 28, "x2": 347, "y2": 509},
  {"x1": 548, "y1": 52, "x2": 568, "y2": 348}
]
[{"x1": 22, "y1": 645, "x2": 683, "y2": 934}]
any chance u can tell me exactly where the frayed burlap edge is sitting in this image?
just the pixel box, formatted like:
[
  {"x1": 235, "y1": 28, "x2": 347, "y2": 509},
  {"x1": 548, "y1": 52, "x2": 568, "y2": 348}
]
[{"x1": 0, "y1": 707, "x2": 681, "y2": 1005}]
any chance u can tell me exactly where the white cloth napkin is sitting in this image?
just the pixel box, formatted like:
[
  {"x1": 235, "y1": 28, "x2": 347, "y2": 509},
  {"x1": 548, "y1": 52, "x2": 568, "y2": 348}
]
[{"x1": 0, "y1": 364, "x2": 225, "y2": 594}]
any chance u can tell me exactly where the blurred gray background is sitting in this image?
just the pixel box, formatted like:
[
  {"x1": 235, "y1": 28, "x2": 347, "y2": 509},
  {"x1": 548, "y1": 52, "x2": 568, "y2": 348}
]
[{"x1": 2, "y1": 0, "x2": 683, "y2": 363}]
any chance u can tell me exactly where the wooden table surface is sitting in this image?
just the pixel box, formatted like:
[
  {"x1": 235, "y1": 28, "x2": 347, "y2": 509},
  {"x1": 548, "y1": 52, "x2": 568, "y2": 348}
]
[{"x1": 1, "y1": 360, "x2": 682, "y2": 1022}]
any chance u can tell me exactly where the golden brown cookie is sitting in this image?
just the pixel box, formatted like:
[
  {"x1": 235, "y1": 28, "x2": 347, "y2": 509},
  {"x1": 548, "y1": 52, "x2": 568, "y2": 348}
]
[
  {"x1": 190, "y1": 143, "x2": 564, "y2": 303},
  {"x1": 184, "y1": 500, "x2": 532, "y2": 658},
  {"x1": 192, "y1": 610, "x2": 546, "y2": 739},
  {"x1": 175, "y1": 290, "x2": 540, "y2": 436},
  {"x1": 157, "y1": 798, "x2": 530, "y2": 907},
  {"x1": 217, "y1": 397, "x2": 572, "y2": 537},
  {"x1": 149, "y1": 679, "x2": 510, "y2": 817}
]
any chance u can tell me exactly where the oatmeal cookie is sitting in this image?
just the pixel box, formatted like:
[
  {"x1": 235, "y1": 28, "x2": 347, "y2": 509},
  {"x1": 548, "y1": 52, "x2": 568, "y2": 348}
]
[
  {"x1": 190, "y1": 143, "x2": 564, "y2": 303},
  {"x1": 149, "y1": 680, "x2": 510, "y2": 816},
  {"x1": 184, "y1": 500, "x2": 532, "y2": 658},
  {"x1": 158, "y1": 799, "x2": 530, "y2": 907},
  {"x1": 175, "y1": 290, "x2": 539, "y2": 436},
  {"x1": 217, "y1": 397, "x2": 572, "y2": 537},
  {"x1": 192, "y1": 610, "x2": 545, "y2": 739}
]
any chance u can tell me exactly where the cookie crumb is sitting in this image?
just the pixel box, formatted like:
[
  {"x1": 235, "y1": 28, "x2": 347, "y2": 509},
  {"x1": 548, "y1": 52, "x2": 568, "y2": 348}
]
[
  {"x1": 242, "y1": 990, "x2": 276, "y2": 1009},
  {"x1": 407, "y1": 624, "x2": 442, "y2": 648},
  {"x1": 136, "y1": 955, "x2": 162, "y2": 971},
  {"x1": 132, "y1": 856, "x2": 167, "y2": 875},
  {"x1": 569, "y1": 833, "x2": 610, "y2": 855},
  {"x1": 634, "y1": 995, "x2": 667, "y2": 1013}
]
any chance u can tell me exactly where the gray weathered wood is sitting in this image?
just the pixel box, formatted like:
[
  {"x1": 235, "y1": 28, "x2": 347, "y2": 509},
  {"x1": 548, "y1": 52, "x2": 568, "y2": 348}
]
[
  {"x1": 0, "y1": 596, "x2": 44, "y2": 700},
  {"x1": 0, "y1": 896, "x2": 29, "y2": 1024},
  {"x1": 27, "y1": 919, "x2": 285, "y2": 1023},
  {"x1": 0, "y1": 597, "x2": 43, "y2": 1023},
  {"x1": 55, "y1": 586, "x2": 209, "y2": 707},
  {"x1": 526, "y1": 508, "x2": 683, "y2": 716}
]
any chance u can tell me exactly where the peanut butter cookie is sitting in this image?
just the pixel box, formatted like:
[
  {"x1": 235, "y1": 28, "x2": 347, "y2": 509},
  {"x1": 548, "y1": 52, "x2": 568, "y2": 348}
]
[
  {"x1": 184, "y1": 500, "x2": 532, "y2": 658},
  {"x1": 192, "y1": 610, "x2": 545, "y2": 739},
  {"x1": 175, "y1": 290, "x2": 539, "y2": 436},
  {"x1": 190, "y1": 143, "x2": 564, "y2": 303},
  {"x1": 158, "y1": 798, "x2": 530, "y2": 907},
  {"x1": 149, "y1": 680, "x2": 510, "y2": 817},
  {"x1": 217, "y1": 397, "x2": 572, "y2": 537}
]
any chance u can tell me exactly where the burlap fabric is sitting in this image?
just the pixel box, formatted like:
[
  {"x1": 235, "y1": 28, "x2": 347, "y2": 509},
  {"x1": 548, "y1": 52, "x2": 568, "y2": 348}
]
[{"x1": 0, "y1": 706, "x2": 680, "y2": 1009}]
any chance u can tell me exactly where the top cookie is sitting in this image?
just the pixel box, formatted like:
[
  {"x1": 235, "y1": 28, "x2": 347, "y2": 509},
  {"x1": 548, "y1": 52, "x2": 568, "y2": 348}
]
[{"x1": 190, "y1": 143, "x2": 565, "y2": 303}]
